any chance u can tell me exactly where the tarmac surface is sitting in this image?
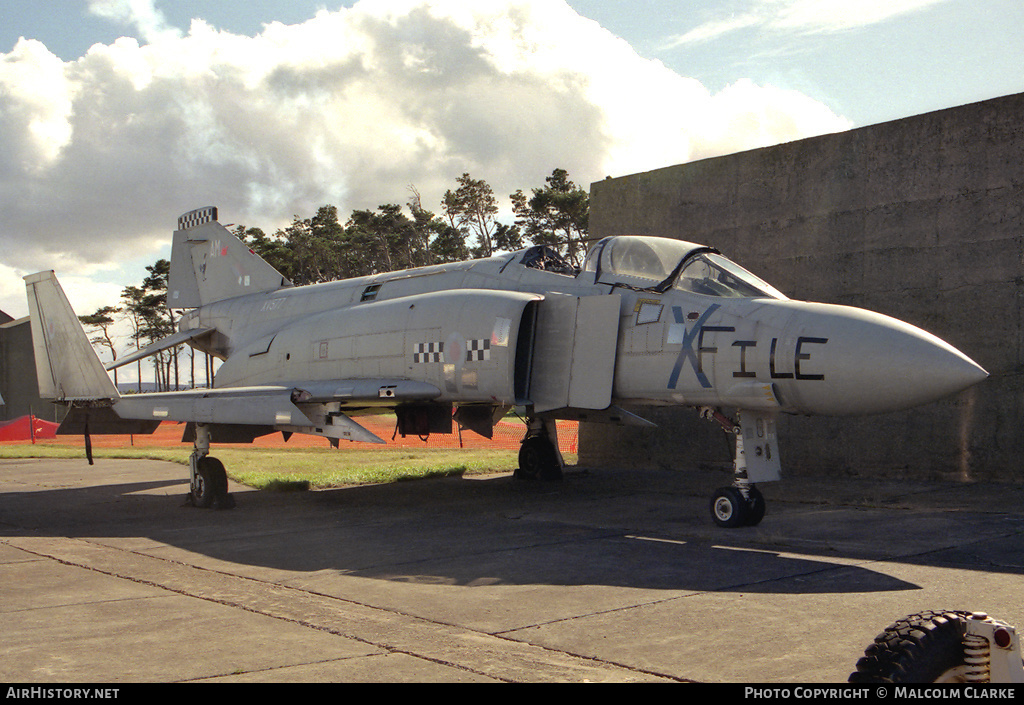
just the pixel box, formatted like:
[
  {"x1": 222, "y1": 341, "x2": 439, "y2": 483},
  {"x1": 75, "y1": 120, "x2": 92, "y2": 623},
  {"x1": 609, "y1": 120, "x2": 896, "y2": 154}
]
[{"x1": 2, "y1": 456, "x2": 1023, "y2": 683}]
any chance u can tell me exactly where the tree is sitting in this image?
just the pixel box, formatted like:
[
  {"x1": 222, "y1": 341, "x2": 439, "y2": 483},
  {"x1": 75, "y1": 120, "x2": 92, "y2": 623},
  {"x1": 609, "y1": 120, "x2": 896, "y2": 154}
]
[
  {"x1": 442, "y1": 173, "x2": 500, "y2": 258},
  {"x1": 345, "y1": 204, "x2": 407, "y2": 274},
  {"x1": 236, "y1": 225, "x2": 295, "y2": 283},
  {"x1": 511, "y1": 168, "x2": 589, "y2": 266},
  {"x1": 493, "y1": 222, "x2": 525, "y2": 252},
  {"x1": 408, "y1": 186, "x2": 469, "y2": 265},
  {"x1": 120, "y1": 285, "x2": 151, "y2": 392},
  {"x1": 346, "y1": 198, "x2": 474, "y2": 274},
  {"x1": 238, "y1": 199, "x2": 470, "y2": 285},
  {"x1": 120, "y1": 260, "x2": 178, "y2": 391},
  {"x1": 273, "y1": 206, "x2": 349, "y2": 286},
  {"x1": 142, "y1": 259, "x2": 179, "y2": 390},
  {"x1": 79, "y1": 306, "x2": 122, "y2": 385}
]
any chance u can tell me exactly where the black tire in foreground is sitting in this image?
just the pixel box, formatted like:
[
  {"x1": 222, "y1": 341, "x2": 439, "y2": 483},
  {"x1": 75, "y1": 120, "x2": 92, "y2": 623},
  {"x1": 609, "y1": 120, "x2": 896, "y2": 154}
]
[{"x1": 849, "y1": 610, "x2": 974, "y2": 683}]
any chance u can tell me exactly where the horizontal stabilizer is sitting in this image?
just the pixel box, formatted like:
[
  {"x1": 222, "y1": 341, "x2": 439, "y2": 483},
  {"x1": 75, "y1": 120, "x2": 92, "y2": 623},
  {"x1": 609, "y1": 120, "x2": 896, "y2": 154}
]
[
  {"x1": 57, "y1": 405, "x2": 161, "y2": 436},
  {"x1": 107, "y1": 327, "x2": 214, "y2": 371},
  {"x1": 24, "y1": 271, "x2": 119, "y2": 401}
]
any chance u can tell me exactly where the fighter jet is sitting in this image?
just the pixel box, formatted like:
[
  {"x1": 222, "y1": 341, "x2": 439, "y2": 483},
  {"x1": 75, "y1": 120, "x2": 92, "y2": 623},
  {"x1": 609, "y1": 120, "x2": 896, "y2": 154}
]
[{"x1": 25, "y1": 206, "x2": 988, "y2": 526}]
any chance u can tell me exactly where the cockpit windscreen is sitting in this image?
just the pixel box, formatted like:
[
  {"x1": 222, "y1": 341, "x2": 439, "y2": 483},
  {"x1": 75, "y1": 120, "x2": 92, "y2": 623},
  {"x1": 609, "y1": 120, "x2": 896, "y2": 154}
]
[
  {"x1": 583, "y1": 236, "x2": 786, "y2": 299},
  {"x1": 674, "y1": 252, "x2": 786, "y2": 299}
]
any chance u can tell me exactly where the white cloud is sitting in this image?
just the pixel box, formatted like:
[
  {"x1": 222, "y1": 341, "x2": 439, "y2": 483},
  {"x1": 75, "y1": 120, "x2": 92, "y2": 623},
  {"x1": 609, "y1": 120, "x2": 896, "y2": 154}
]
[
  {"x1": 665, "y1": 0, "x2": 951, "y2": 47},
  {"x1": 86, "y1": 0, "x2": 182, "y2": 44},
  {"x1": 661, "y1": 13, "x2": 763, "y2": 49},
  {"x1": 0, "y1": 38, "x2": 77, "y2": 172},
  {"x1": 769, "y1": 0, "x2": 950, "y2": 34},
  {"x1": 0, "y1": 0, "x2": 851, "y2": 285},
  {"x1": 0, "y1": 266, "x2": 30, "y2": 319},
  {"x1": 0, "y1": 264, "x2": 124, "y2": 322}
]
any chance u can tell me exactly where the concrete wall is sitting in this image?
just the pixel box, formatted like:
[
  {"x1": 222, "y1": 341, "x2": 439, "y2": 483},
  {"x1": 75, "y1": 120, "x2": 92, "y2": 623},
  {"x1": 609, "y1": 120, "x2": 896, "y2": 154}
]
[
  {"x1": 583, "y1": 93, "x2": 1024, "y2": 483},
  {"x1": 0, "y1": 313, "x2": 57, "y2": 422}
]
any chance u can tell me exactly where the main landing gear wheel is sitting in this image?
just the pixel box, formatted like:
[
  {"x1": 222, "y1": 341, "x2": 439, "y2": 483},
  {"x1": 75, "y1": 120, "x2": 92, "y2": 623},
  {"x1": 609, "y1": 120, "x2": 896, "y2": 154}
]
[
  {"x1": 710, "y1": 486, "x2": 765, "y2": 528},
  {"x1": 849, "y1": 610, "x2": 977, "y2": 683},
  {"x1": 516, "y1": 436, "x2": 563, "y2": 482},
  {"x1": 191, "y1": 456, "x2": 234, "y2": 509}
]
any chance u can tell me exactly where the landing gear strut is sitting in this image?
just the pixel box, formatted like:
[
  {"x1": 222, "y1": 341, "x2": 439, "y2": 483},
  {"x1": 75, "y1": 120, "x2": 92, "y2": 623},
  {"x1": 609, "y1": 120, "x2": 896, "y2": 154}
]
[
  {"x1": 515, "y1": 416, "x2": 563, "y2": 482},
  {"x1": 188, "y1": 423, "x2": 234, "y2": 509},
  {"x1": 703, "y1": 408, "x2": 776, "y2": 528}
]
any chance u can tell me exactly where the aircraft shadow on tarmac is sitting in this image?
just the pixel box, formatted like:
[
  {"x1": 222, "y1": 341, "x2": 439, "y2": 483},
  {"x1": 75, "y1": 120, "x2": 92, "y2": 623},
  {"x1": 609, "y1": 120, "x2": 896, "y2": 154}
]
[{"x1": 3, "y1": 462, "x2": 1022, "y2": 595}]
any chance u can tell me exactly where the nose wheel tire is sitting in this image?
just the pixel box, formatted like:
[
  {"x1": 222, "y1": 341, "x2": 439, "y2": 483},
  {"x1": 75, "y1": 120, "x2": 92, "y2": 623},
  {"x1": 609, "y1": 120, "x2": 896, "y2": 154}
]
[{"x1": 710, "y1": 486, "x2": 765, "y2": 527}]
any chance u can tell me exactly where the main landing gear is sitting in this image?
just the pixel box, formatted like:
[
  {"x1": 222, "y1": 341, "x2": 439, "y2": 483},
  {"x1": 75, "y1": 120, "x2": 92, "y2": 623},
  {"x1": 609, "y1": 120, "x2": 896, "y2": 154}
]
[
  {"x1": 187, "y1": 423, "x2": 234, "y2": 509},
  {"x1": 515, "y1": 416, "x2": 564, "y2": 482}
]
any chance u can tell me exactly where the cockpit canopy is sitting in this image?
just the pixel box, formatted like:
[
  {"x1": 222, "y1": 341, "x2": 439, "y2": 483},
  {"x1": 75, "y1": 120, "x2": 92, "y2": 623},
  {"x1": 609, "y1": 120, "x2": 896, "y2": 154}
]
[{"x1": 581, "y1": 236, "x2": 786, "y2": 299}]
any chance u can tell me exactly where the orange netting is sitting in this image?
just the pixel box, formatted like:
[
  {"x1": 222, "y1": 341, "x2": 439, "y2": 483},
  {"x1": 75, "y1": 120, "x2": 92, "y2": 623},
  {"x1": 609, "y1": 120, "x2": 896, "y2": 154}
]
[
  {"x1": 4, "y1": 417, "x2": 579, "y2": 453},
  {"x1": 0, "y1": 415, "x2": 58, "y2": 442}
]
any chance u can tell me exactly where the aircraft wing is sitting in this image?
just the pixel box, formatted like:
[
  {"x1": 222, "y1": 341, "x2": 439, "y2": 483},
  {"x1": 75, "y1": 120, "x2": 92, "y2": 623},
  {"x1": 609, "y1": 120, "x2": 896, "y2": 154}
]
[
  {"x1": 291, "y1": 379, "x2": 442, "y2": 404},
  {"x1": 110, "y1": 379, "x2": 444, "y2": 445},
  {"x1": 113, "y1": 386, "x2": 315, "y2": 427}
]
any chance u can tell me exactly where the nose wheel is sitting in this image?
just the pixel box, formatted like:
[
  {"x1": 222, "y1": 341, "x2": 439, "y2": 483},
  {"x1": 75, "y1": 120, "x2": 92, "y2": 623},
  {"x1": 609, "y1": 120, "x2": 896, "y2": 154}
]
[
  {"x1": 710, "y1": 485, "x2": 765, "y2": 527},
  {"x1": 702, "y1": 408, "x2": 777, "y2": 528}
]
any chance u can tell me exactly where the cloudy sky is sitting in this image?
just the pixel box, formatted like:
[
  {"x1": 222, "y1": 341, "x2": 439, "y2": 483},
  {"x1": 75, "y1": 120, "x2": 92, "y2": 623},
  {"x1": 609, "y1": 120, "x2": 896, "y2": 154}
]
[{"x1": 1, "y1": 0, "x2": 1021, "y2": 322}]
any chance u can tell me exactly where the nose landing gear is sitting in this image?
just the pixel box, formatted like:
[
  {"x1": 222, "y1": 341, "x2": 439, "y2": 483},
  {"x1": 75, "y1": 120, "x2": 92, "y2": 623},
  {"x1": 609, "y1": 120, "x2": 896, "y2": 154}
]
[{"x1": 703, "y1": 408, "x2": 777, "y2": 528}]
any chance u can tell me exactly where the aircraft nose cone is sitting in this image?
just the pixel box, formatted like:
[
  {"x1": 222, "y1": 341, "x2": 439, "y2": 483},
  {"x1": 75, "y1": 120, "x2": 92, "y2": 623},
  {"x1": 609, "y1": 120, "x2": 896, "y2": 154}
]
[{"x1": 778, "y1": 303, "x2": 988, "y2": 416}]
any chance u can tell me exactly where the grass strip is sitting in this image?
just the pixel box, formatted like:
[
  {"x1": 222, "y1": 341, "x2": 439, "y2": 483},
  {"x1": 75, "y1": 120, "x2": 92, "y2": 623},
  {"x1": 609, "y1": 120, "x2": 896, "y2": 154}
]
[{"x1": 0, "y1": 443, "x2": 576, "y2": 490}]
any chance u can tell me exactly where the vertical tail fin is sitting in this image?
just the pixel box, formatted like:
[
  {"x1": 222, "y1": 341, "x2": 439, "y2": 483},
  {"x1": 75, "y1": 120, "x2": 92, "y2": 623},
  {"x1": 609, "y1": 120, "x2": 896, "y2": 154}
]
[
  {"x1": 167, "y1": 206, "x2": 291, "y2": 309},
  {"x1": 24, "y1": 271, "x2": 119, "y2": 401}
]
